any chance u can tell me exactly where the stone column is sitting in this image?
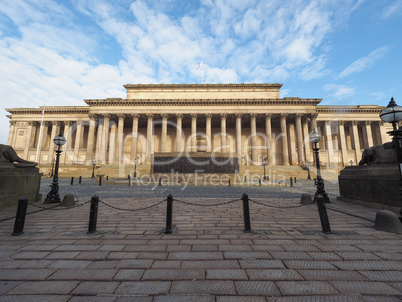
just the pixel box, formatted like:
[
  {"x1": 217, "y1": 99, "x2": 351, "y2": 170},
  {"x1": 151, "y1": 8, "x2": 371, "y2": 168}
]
[
  {"x1": 61, "y1": 121, "x2": 71, "y2": 164},
  {"x1": 47, "y1": 121, "x2": 60, "y2": 162},
  {"x1": 146, "y1": 114, "x2": 154, "y2": 163},
  {"x1": 206, "y1": 114, "x2": 212, "y2": 152},
  {"x1": 102, "y1": 114, "x2": 111, "y2": 164},
  {"x1": 86, "y1": 114, "x2": 96, "y2": 160},
  {"x1": 236, "y1": 114, "x2": 242, "y2": 161},
  {"x1": 250, "y1": 113, "x2": 258, "y2": 164},
  {"x1": 95, "y1": 118, "x2": 103, "y2": 161},
  {"x1": 108, "y1": 121, "x2": 117, "y2": 164},
  {"x1": 280, "y1": 113, "x2": 289, "y2": 166},
  {"x1": 161, "y1": 114, "x2": 169, "y2": 152},
  {"x1": 351, "y1": 121, "x2": 361, "y2": 163},
  {"x1": 364, "y1": 121, "x2": 374, "y2": 147},
  {"x1": 176, "y1": 114, "x2": 183, "y2": 152},
  {"x1": 265, "y1": 113, "x2": 273, "y2": 165},
  {"x1": 116, "y1": 114, "x2": 125, "y2": 165},
  {"x1": 311, "y1": 113, "x2": 318, "y2": 131},
  {"x1": 220, "y1": 114, "x2": 227, "y2": 153},
  {"x1": 324, "y1": 121, "x2": 334, "y2": 166},
  {"x1": 379, "y1": 121, "x2": 389, "y2": 144},
  {"x1": 131, "y1": 114, "x2": 139, "y2": 162},
  {"x1": 73, "y1": 121, "x2": 83, "y2": 161},
  {"x1": 302, "y1": 117, "x2": 311, "y2": 162},
  {"x1": 295, "y1": 113, "x2": 304, "y2": 165},
  {"x1": 22, "y1": 121, "x2": 34, "y2": 160},
  {"x1": 338, "y1": 121, "x2": 349, "y2": 167},
  {"x1": 191, "y1": 113, "x2": 197, "y2": 152},
  {"x1": 7, "y1": 121, "x2": 16, "y2": 146}
]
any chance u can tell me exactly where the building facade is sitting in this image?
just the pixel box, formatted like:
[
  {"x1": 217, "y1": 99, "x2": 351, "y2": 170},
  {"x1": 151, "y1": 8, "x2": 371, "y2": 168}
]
[{"x1": 5, "y1": 83, "x2": 391, "y2": 169}]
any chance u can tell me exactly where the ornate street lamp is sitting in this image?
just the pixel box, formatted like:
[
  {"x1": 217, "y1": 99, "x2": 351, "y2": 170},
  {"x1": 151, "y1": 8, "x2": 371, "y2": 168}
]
[
  {"x1": 91, "y1": 159, "x2": 96, "y2": 178},
  {"x1": 310, "y1": 129, "x2": 331, "y2": 233},
  {"x1": 262, "y1": 159, "x2": 267, "y2": 180},
  {"x1": 350, "y1": 160, "x2": 353, "y2": 166},
  {"x1": 44, "y1": 132, "x2": 66, "y2": 204},
  {"x1": 306, "y1": 160, "x2": 311, "y2": 180},
  {"x1": 134, "y1": 158, "x2": 137, "y2": 178},
  {"x1": 50, "y1": 159, "x2": 55, "y2": 177}
]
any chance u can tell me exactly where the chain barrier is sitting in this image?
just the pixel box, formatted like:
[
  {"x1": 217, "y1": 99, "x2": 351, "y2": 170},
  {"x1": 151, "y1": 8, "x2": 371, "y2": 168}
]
[
  {"x1": 98, "y1": 199, "x2": 165, "y2": 212},
  {"x1": 249, "y1": 198, "x2": 315, "y2": 209},
  {"x1": 174, "y1": 198, "x2": 241, "y2": 207},
  {"x1": 28, "y1": 200, "x2": 91, "y2": 211}
]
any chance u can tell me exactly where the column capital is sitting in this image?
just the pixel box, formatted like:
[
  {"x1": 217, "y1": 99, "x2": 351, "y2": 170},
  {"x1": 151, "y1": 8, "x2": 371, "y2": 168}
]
[
  {"x1": 325, "y1": 120, "x2": 332, "y2": 126},
  {"x1": 303, "y1": 117, "x2": 311, "y2": 123},
  {"x1": 351, "y1": 120, "x2": 359, "y2": 126},
  {"x1": 131, "y1": 113, "x2": 140, "y2": 119},
  {"x1": 117, "y1": 114, "x2": 125, "y2": 119},
  {"x1": 311, "y1": 113, "x2": 318, "y2": 119},
  {"x1": 250, "y1": 113, "x2": 258, "y2": 119},
  {"x1": 161, "y1": 113, "x2": 169, "y2": 119},
  {"x1": 265, "y1": 113, "x2": 273, "y2": 119},
  {"x1": 295, "y1": 113, "x2": 303, "y2": 120},
  {"x1": 205, "y1": 113, "x2": 213, "y2": 119},
  {"x1": 379, "y1": 121, "x2": 385, "y2": 126},
  {"x1": 27, "y1": 121, "x2": 35, "y2": 126},
  {"x1": 52, "y1": 121, "x2": 60, "y2": 126},
  {"x1": 88, "y1": 114, "x2": 97, "y2": 120},
  {"x1": 146, "y1": 113, "x2": 154, "y2": 120},
  {"x1": 103, "y1": 114, "x2": 111, "y2": 119},
  {"x1": 339, "y1": 120, "x2": 346, "y2": 126},
  {"x1": 365, "y1": 120, "x2": 372, "y2": 125},
  {"x1": 280, "y1": 113, "x2": 288, "y2": 119},
  {"x1": 64, "y1": 121, "x2": 73, "y2": 126},
  {"x1": 9, "y1": 120, "x2": 16, "y2": 126},
  {"x1": 220, "y1": 113, "x2": 227, "y2": 119},
  {"x1": 76, "y1": 120, "x2": 83, "y2": 126},
  {"x1": 191, "y1": 113, "x2": 198, "y2": 120},
  {"x1": 176, "y1": 113, "x2": 183, "y2": 119},
  {"x1": 235, "y1": 113, "x2": 243, "y2": 119}
]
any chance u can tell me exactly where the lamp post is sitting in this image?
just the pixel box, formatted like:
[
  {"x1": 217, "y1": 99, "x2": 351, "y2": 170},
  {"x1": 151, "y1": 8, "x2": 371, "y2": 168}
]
[
  {"x1": 262, "y1": 159, "x2": 267, "y2": 180},
  {"x1": 310, "y1": 129, "x2": 331, "y2": 233},
  {"x1": 350, "y1": 160, "x2": 353, "y2": 166},
  {"x1": 50, "y1": 159, "x2": 55, "y2": 177},
  {"x1": 306, "y1": 160, "x2": 311, "y2": 180},
  {"x1": 91, "y1": 159, "x2": 96, "y2": 178},
  {"x1": 44, "y1": 132, "x2": 66, "y2": 204},
  {"x1": 134, "y1": 159, "x2": 137, "y2": 178}
]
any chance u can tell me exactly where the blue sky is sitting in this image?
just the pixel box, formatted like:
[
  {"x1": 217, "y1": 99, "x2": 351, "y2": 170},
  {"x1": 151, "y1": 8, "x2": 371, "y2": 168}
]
[{"x1": 0, "y1": 0, "x2": 401, "y2": 144}]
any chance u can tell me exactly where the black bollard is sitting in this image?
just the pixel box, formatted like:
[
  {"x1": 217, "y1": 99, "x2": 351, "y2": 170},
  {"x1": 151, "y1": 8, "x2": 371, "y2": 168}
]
[
  {"x1": 165, "y1": 194, "x2": 173, "y2": 234},
  {"x1": 316, "y1": 194, "x2": 331, "y2": 233},
  {"x1": 79, "y1": 176, "x2": 82, "y2": 184},
  {"x1": 106, "y1": 175, "x2": 109, "y2": 181},
  {"x1": 128, "y1": 175, "x2": 132, "y2": 186},
  {"x1": 12, "y1": 198, "x2": 28, "y2": 236},
  {"x1": 290, "y1": 177, "x2": 293, "y2": 187},
  {"x1": 241, "y1": 193, "x2": 252, "y2": 233},
  {"x1": 87, "y1": 195, "x2": 99, "y2": 234},
  {"x1": 99, "y1": 175, "x2": 102, "y2": 186},
  {"x1": 314, "y1": 178, "x2": 317, "y2": 185},
  {"x1": 294, "y1": 177, "x2": 296, "y2": 184},
  {"x1": 71, "y1": 177, "x2": 74, "y2": 185},
  {"x1": 244, "y1": 176, "x2": 246, "y2": 182},
  {"x1": 228, "y1": 178, "x2": 231, "y2": 187},
  {"x1": 128, "y1": 175, "x2": 130, "y2": 179},
  {"x1": 259, "y1": 178, "x2": 261, "y2": 187},
  {"x1": 159, "y1": 176, "x2": 162, "y2": 186}
]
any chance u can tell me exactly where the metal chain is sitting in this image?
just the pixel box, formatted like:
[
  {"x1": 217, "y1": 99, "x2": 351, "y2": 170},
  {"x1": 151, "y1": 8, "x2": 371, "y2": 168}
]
[
  {"x1": 249, "y1": 198, "x2": 315, "y2": 209},
  {"x1": 28, "y1": 200, "x2": 91, "y2": 211},
  {"x1": 98, "y1": 199, "x2": 165, "y2": 212},
  {"x1": 174, "y1": 198, "x2": 241, "y2": 207}
]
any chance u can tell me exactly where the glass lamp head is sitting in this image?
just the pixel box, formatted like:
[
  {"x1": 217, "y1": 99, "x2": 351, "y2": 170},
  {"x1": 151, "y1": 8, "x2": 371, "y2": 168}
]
[
  {"x1": 53, "y1": 133, "x2": 66, "y2": 146},
  {"x1": 380, "y1": 97, "x2": 402, "y2": 124},
  {"x1": 309, "y1": 129, "x2": 321, "y2": 144}
]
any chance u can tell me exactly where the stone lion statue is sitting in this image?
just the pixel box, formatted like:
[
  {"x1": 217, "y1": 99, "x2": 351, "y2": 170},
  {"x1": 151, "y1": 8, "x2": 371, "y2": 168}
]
[
  {"x1": 0, "y1": 144, "x2": 37, "y2": 167},
  {"x1": 359, "y1": 142, "x2": 398, "y2": 166}
]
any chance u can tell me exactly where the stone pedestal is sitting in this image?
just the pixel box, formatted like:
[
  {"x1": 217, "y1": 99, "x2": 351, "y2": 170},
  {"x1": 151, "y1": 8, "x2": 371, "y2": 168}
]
[
  {"x1": 338, "y1": 165, "x2": 401, "y2": 213},
  {"x1": 0, "y1": 165, "x2": 42, "y2": 208}
]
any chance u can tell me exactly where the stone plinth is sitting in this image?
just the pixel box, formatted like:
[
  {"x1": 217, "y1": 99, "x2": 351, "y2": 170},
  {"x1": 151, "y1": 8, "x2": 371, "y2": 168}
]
[
  {"x1": 0, "y1": 165, "x2": 42, "y2": 208},
  {"x1": 338, "y1": 165, "x2": 401, "y2": 213}
]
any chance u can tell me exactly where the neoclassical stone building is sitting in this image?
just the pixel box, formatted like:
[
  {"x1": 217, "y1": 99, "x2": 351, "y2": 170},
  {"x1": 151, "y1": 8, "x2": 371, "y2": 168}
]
[{"x1": 5, "y1": 83, "x2": 391, "y2": 170}]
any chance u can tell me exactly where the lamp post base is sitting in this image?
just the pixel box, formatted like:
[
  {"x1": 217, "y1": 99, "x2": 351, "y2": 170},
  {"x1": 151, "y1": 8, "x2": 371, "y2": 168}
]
[{"x1": 44, "y1": 182, "x2": 61, "y2": 204}]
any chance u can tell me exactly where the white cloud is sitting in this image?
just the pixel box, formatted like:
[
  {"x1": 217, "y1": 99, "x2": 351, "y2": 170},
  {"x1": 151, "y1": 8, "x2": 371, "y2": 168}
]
[
  {"x1": 381, "y1": 1, "x2": 402, "y2": 19},
  {"x1": 324, "y1": 83, "x2": 356, "y2": 99},
  {"x1": 338, "y1": 46, "x2": 389, "y2": 78}
]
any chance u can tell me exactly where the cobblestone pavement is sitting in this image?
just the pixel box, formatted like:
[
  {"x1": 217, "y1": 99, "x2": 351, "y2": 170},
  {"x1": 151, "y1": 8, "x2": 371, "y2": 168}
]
[{"x1": 0, "y1": 180, "x2": 401, "y2": 301}]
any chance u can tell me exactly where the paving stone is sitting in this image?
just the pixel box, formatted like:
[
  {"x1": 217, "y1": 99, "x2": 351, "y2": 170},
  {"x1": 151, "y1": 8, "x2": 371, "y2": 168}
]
[
  {"x1": 48, "y1": 260, "x2": 92, "y2": 269},
  {"x1": 49, "y1": 269, "x2": 117, "y2": 281},
  {"x1": 307, "y1": 252, "x2": 342, "y2": 260},
  {"x1": 390, "y1": 282, "x2": 402, "y2": 292},
  {"x1": 113, "y1": 269, "x2": 145, "y2": 280},
  {"x1": 88, "y1": 260, "x2": 120, "y2": 269},
  {"x1": 0, "y1": 269, "x2": 56, "y2": 281},
  {"x1": 235, "y1": 281, "x2": 281, "y2": 296},
  {"x1": 167, "y1": 245, "x2": 192, "y2": 252},
  {"x1": 154, "y1": 295, "x2": 215, "y2": 302},
  {"x1": 252, "y1": 245, "x2": 285, "y2": 252},
  {"x1": 246, "y1": 269, "x2": 303, "y2": 281},
  {"x1": 284, "y1": 260, "x2": 337, "y2": 270},
  {"x1": 270, "y1": 252, "x2": 312, "y2": 260},
  {"x1": 276, "y1": 281, "x2": 339, "y2": 295},
  {"x1": 180, "y1": 239, "x2": 230, "y2": 245},
  {"x1": 124, "y1": 245, "x2": 167, "y2": 252},
  {"x1": 206, "y1": 269, "x2": 248, "y2": 280},
  {"x1": 142, "y1": 269, "x2": 205, "y2": 280},
  {"x1": 117, "y1": 259, "x2": 153, "y2": 269},
  {"x1": 0, "y1": 281, "x2": 22, "y2": 295},
  {"x1": 282, "y1": 245, "x2": 320, "y2": 252},
  {"x1": 137, "y1": 252, "x2": 168, "y2": 260},
  {"x1": 0, "y1": 295, "x2": 72, "y2": 302},
  {"x1": 373, "y1": 252, "x2": 402, "y2": 260},
  {"x1": 69, "y1": 297, "x2": 117, "y2": 302},
  {"x1": 170, "y1": 280, "x2": 236, "y2": 295},
  {"x1": 115, "y1": 297, "x2": 152, "y2": 302},
  {"x1": 223, "y1": 252, "x2": 272, "y2": 259},
  {"x1": 45, "y1": 252, "x2": 80, "y2": 259},
  {"x1": 71, "y1": 281, "x2": 120, "y2": 295},
  {"x1": 75, "y1": 251, "x2": 109, "y2": 260},
  {"x1": 12, "y1": 252, "x2": 50, "y2": 260},
  {"x1": 152, "y1": 261, "x2": 182, "y2": 269},
  {"x1": 54, "y1": 245, "x2": 98, "y2": 251},
  {"x1": 218, "y1": 245, "x2": 253, "y2": 252},
  {"x1": 358, "y1": 270, "x2": 402, "y2": 281},
  {"x1": 115, "y1": 281, "x2": 171, "y2": 295},
  {"x1": 181, "y1": 260, "x2": 240, "y2": 269},
  {"x1": 239, "y1": 260, "x2": 285, "y2": 269},
  {"x1": 192, "y1": 245, "x2": 219, "y2": 251},
  {"x1": 168, "y1": 252, "x2": 223, "y2": 260},
  {"x1": 217, "y1": 297, "x2": 266, "y2": 302},
  {"x1": 330, "y1": 281, "x2": 400, "y2": 295},
  {"x1": 19, "y1": 260, "x2": 55, "y2": 269},
  {"x1": 266, "y1": 295, "x2": 362, "y2": 301},
  {"x1": 108, "y1": 252, "x2": 140, "y2": 259},
  {"x1": 0, "y1": 260, "x2": 27, "y2": 268},
  {"x1": 298, "y1": 270, "x2": 366, "y2": 281},
  {"x1": 362, "y1": 296, "x2": 402, "y2": 302},
  {"x1": 19, "y1": 245, "x2": 58, "y2": 252},
  {"x1": 331, "y1": 261, "x2": 402, "y2": 271},
  {"x1": 8, "y1": 281, "x2": 79, "y2": 295},
  {"x1": 335, "y1": 252, "x2": 381, "y2": 260}
]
